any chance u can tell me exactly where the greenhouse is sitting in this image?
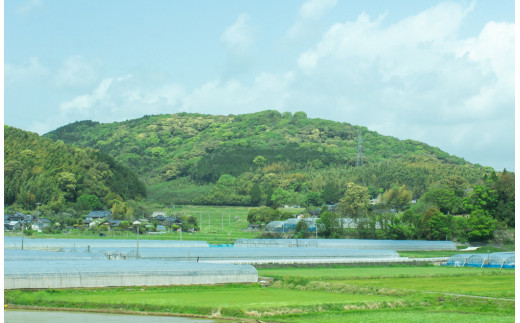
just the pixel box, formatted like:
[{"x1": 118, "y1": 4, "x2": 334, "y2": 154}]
[
  {"x1": 3, "y1": 236, "x2": 209, "y2": 250},
  {"x1": 81, "y1": 247, "x2": 400, "y2": 262},
  {"x1": 488, "y1": 252, "x2": 515, "y2": 268},
  {"x1": 265, "y1": 218, "x2": 318, "y2": 233},
  {"x1": 234, "y1": 239, "x2": 457, "y2": 251},
  {"x1": 4, "y1": 259, "x2": 258, "y2": 289},
  {"x1": 445, "y1": 252, "x2": 515, "y2": 269},
  {"x1": 4, "y1": 249, "x2": 105, "y2": 261},
  {"x1": 445, "y1": 254, "x2": 474, "y2": 267},
  {"x1": 465, "y1": 254, "x2": 492, "y2": 267}
]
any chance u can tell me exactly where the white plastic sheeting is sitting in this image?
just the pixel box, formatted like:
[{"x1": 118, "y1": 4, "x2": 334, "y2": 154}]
[
  {"x1": 4, "y1": 260, "x2": 258, "y2": 289},
  {"x1": 488, "y1": 252, "x2": 515, "y2": 268},
  {"x1": 4, "y1": 249, "x2": 105, "y2": 261},
  {"x1": 4, "y1": 236, "x2": 209, "y2": 250},
  {"x1": 81, "y1": 246, "x2": 400, "y2": 261},
  {"x1": 234, "y1": 238, "x2": 457, "y2": 251}
]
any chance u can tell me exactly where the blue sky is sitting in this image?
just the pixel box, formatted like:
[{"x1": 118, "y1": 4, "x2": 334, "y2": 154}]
[{"x1": 4, "y1": 0, "x2": 516, "y2": 171}]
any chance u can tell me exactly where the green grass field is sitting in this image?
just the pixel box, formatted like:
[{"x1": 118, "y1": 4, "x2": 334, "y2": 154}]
[{"x1": 5, "y1": 265, "x2": 515, "y2": 322}]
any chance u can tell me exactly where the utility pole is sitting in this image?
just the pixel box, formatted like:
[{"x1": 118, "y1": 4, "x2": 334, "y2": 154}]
[
  {"x1": 136, "y1": 224, "x2": 139, "y2": 259},
  {"x1": 36, "y1": 202, "x2": 41, "y2": 221}
]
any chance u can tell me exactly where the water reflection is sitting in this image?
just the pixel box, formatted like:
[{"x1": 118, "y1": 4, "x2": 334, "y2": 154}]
[{"x1": 4, "y1": 310, "x2": 213, "y2": 323}]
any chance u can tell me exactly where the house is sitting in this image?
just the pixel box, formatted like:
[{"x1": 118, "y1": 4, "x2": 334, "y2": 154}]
[
  {"x1": 153, "y1": 214, "x2": 167, "y2": 221},
  {"x1": 86, "y1": 210, "x2": 111, "y2": 220},
  {"x1": 161, "y1": 217, "x2": 183, "y2": 226},
  {"x1": 31, "y1": 218, "x2": 51, "y2": 232},
  {"x1": 4, "y1": 221, "x2": 21, "y2": 231},
  {"x1": 247, "y1": 224, "x2": 261, "y2": 231},
  {"x1": 109, "y1": 220, "x2": 122, "y2": 229},
  {"x1": 99, "y1": 219, "x2": 122, "y2": 230},
  {"x1": 83, "y1": 218, "x2": 94, "y2": 227},
  {"x1": 7, "y1": 212, "x2": 26, "y2": 222},
  {"x1": 150, "y1": 211, "x2": 166, "y2": 219}
]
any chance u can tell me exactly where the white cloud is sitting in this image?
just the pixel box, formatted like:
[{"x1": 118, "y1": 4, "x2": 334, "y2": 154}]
[
  {"x1": 60, "y1": 76, "x2": 131, "y2": 112},
  {"x1": 181, "y1": 72, "x2": 295, "y2": 114},
  {"x1": 54, "y1": 56, "x2": 99, "y2": 89},
  {"x1": 123, "y1": 84, "x2": 186, "y2": 106},
  {"x1": 16, "y1": 0, "x2": 43, "y2": 14},
  {"x1": 220, "y1": 14, "x2": 253, "y2": 55},
  {"x1": 287, "y1": 0, "x2": 337, "y2": 40},
  {"x1": 5, "y1": 57, "x2": 48, "y2": 83},
  {"x1": 46, "y1": 2, "x2": 513, "y2": 170},
  {"x1": 291, "y1": 1, "x2": 513, "y2": 170},
  {"x1": 299, "y1": 0, "x2": 337, "y2": 20}
]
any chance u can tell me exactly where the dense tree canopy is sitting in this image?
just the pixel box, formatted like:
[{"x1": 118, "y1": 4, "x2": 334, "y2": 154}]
[
  {"x1": 5, "y1": 109, "x2": 514, "y2": 242},
  {"x1": 44, "y1": 111, "x2": 486, "y2": 208},
  {"x1": 4, "y1": 126, "x2": 146, "y2": 213}
]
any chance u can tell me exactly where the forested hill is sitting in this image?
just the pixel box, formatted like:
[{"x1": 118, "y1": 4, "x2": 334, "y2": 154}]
[
  {"x1": 4, "y1": 126, "x2": 146, "y2": 211},
  {"x1": 43, "y1": 110, "x2": 487, "y2": 206}
]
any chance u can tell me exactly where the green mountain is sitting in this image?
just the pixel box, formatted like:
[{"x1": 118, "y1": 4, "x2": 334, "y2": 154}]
[
  {"x1": 43, "y1": 110, "x2": 486, "y2": 206},
  {"x1": 4, "y1": 125, "x2": 146, "y2": 211}
]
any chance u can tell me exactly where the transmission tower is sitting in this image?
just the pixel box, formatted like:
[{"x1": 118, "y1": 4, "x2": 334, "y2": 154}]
[{"x1": 356, "y1": 131, "x2": 363, "y2": 167}]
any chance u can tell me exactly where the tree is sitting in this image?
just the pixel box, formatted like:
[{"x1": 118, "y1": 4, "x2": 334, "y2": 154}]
[
  {"x1": 182, "y1": 216, "x2": 199, "y2": 231},
  {"x1": 294, "y1": 219, "x2": 309, "y2": 238},
  {"x1": 317, "y1": 210, "x2": 343, "y2": 238},
  {"x1": 421, "y1": 207, "x2": 452, "y2": 240},
  {"x1": 76, "y1": 194, "x2": 104, "y2": 211},
  {"x1": 247, "y1": 207, "x2": 280, "y2": 224},
  {"x1": 252, "y1": 156, "x2": 266, "y2": 167},
  {"x1": 271, "y1": 188, "x2": 292, "y2": 207},
  {"x1": 321, "y1": 182, "x2": 341, "y2": 204},
  {"x1": 217, "y1": 174, "x2": 236, "y2": 187},
  {"x1": 467, "y1": 210, "x2": 495, "y2": 242},
  {"x1": 463, "y1": 184, "x2": 498, "y2": 217},
  {"x1": 57, "y1": 172, "x2": 77, "y2": 201},
  {"x1": 495, "y1": 170, "x2": 515, "y2": 226},
  {"x1": 303, "y1": 191, "x2": 324, "y2": 208},
  {"x1": 250, "y1": 183, "x2": 262, "y2": 206},
  {"x1": 338, "y1": 182, "x2": 370, "y2": 218},
  {"x1": 381, "y1": 185, "x2": 413, "y2": 212},
  {"x1": 440, "y1": 175, "x2": 469, "y2": 197},
  {"x1": 420, "y1": 186, "x2": 461, "y2": 214}
]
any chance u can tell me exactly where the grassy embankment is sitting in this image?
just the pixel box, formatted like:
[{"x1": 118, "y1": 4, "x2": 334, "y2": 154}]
[{"x1": 5, "y1": 265, "x2": 514, "y2": 322}]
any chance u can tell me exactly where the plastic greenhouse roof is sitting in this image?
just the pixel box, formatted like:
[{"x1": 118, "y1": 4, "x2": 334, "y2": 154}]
[
  {"x1": 234, "y1": 239, "x2": 456, "y2": 251},
  {"x1": 4, "y1": 236, "x2": 209, "y2": 249},
  {"x1": 488, "y1": 252, "x2": 515, "y2": 266},
  {"x1": 81, "y1": 247, "x2": 400, "y2": 260},
  {"x1": 4, "y1": 249, "x2": 105, "y2": 261},
  {"x1": 446, "y1": 254, "x2": 474, "y2": 266},
  {"x1": 4, "y1": 259, "x2": 257, "y2": 276}
]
